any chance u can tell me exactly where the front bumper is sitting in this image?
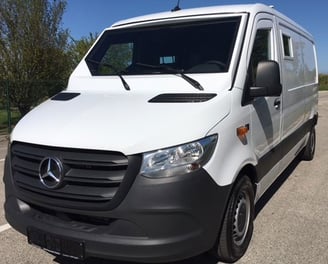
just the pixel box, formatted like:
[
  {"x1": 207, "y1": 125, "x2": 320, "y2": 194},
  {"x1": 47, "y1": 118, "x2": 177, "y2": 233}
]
[{"x1": 4, "y1": 154, "x2": 232, "y2": 263}]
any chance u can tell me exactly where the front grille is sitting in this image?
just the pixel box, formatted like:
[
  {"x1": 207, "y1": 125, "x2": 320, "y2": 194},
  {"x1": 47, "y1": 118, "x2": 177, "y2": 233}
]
[{"x1": 11, "y1": 142, "x2": 131, "y2": 210}]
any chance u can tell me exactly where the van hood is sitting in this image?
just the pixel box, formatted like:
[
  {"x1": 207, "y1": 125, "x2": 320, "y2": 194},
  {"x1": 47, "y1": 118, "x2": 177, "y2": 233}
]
[{"x1": 11, "y1": 89, "x2": 231, "y2": 155}]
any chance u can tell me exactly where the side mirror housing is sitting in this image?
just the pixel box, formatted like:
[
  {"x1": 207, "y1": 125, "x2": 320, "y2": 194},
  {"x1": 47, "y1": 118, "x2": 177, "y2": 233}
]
[{"x1": 249, "y1": 60, "x2": 282, "y2": 97}]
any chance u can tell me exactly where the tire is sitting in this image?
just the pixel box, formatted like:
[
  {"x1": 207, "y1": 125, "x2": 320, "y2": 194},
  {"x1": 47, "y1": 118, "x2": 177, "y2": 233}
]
[
  {"x1": 300, "y1": 127, "x2": 316, "y2": 161},
  {"x1": 212, "y1": 176, "x2": 254, "y2": 263}
]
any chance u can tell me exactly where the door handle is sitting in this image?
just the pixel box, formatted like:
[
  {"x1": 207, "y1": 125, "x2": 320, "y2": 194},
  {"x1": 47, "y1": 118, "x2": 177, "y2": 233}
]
[{"x1": 274, "y1": 98, "x2": 281, "y2": 110}]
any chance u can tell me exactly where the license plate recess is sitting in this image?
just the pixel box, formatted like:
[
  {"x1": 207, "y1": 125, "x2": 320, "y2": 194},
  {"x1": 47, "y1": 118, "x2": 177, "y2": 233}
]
[{"x1": 27, "y1": 227, "x2": 85, "y2": 260}]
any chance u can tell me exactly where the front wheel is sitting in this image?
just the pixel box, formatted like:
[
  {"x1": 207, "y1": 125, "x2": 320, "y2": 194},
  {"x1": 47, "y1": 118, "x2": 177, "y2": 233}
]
[{"x1": 212, "y1": 176, "x2": 254, "y2": 263}]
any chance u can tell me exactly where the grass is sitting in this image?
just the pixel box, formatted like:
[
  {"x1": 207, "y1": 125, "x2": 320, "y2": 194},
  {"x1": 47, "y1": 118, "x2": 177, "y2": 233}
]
[
  {"x1": 0, "y1": 108, "x2": 21, "y2": 133},
  {"x1": 0, "y1": 110, "x2": 9, "y2": 127},
  {"x1": 319, "y1": 85, "x2": 328, "y2": 91}
]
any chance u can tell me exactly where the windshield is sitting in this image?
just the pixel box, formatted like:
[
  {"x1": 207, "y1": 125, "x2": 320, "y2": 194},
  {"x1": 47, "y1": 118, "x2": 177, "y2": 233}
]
[{"x1": 86, "y1": 17, "x2": 241, "y2": 76}]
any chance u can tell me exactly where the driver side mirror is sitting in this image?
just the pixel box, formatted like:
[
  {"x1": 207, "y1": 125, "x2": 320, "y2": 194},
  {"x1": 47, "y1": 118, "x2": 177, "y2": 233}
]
[{"x1": 249, "y1": 60, "x2": 282, "y2": 97}]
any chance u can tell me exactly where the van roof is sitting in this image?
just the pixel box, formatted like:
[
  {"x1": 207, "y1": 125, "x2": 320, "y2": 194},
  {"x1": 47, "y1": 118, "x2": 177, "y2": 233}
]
[{"x1": 110, "y1": 3, "x2": 312, "y2": 39}]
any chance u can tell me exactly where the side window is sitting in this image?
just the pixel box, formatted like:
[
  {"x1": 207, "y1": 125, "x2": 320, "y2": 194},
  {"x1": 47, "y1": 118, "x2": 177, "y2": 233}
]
[
  {"x1": 282, "y1": 34, "x2": 293, "y2": 58},
  {"x1": 248, "y1": 29, "x2": 272, "y2": 85}
]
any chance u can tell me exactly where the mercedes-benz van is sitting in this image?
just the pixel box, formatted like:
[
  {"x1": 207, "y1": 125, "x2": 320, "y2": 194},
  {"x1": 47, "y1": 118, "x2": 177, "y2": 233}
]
[{"x1": 4, "y1": 3, "x2": 318, "y2": 263}]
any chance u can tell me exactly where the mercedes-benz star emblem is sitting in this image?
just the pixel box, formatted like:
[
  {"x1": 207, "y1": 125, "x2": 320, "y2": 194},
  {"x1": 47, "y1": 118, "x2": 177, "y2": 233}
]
[{"x1": 39, "y1": 157, "x2": 64, "y2": 189}]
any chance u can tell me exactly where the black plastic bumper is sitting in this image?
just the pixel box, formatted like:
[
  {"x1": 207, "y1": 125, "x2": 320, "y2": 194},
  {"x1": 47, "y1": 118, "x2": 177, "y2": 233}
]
[{"x1": 4, "y1": 154, "x2": 232, "y2": 263}]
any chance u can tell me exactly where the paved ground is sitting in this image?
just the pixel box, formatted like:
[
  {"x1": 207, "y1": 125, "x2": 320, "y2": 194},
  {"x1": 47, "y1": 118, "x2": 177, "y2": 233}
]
[{"x1": 1, "y1": 92, "x2": 328, "y2": 264}]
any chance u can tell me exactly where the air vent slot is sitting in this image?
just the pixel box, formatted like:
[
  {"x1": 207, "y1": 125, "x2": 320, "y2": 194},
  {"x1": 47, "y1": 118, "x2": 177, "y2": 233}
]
[
  {"x1": 51, "y1": 93, "x2": 80, "y2": 101},
  {"x1": 149, "y1": 93, "x2": 217, "y2": 103}
]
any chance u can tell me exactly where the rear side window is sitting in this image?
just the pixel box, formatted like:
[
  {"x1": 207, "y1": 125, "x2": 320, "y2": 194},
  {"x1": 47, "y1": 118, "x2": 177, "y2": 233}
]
[
  {"x1": 282, "y1": 34, "x2": 293, "y2": 58},
  {"x1": 280, "y1": 25, "x2": 317, "y2": 88}
]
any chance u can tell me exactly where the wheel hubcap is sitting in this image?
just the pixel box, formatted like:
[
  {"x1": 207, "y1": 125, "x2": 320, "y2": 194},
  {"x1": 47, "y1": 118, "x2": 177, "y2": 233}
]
[{"x1": 233, "y1": 192, "x2": 251, "y2": 246}]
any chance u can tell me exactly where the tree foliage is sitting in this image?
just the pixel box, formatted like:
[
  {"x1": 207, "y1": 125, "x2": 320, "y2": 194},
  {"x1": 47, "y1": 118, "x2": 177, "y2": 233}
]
[
  {"x1": 68, "y1": 32, "x2": 98, "y2": 69},
  {"x1": 319, "y1": 74, "x2": 328, "y2": 90},
  {"x1": 100, "y1": 43, "x2": 133, "y2": 74},
  {"x1": 0, "y1": 0, "x2": 70, "y2": 115}
]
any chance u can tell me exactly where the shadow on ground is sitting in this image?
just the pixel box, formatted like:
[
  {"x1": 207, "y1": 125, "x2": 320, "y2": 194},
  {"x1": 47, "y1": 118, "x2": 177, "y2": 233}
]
[
  {"x1": 254, "y1": 157, "x2": 300, "y2": 218},
  {"x1": 54, "y1": 253, "x2": 218, "y2": 264}
]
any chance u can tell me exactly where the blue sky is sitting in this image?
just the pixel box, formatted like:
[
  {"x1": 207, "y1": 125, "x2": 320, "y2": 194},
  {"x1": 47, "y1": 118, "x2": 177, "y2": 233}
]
[{"x1": 63, "y1": 0, "x2": 328, "y2": 73}]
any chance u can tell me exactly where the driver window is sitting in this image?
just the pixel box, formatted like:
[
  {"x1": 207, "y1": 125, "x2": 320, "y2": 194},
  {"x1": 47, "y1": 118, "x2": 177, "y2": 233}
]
[{"x1": 249, "y1": 29, "x2": 272, "y2": 85}]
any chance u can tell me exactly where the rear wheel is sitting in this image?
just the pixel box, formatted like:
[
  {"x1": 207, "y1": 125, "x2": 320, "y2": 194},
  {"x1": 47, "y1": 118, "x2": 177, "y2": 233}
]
[
  {"x1": 300, "y1": 127, "x2": 316, "y2": 161},
  {"x1": 212, "y1": 176, "x2": 254, "y2": 263}
]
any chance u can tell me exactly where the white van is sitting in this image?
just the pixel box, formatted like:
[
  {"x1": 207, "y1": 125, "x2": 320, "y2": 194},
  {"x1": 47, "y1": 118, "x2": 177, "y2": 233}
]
[{"x1": 4, "y1": 3, "x2": 318, "y2": 263}]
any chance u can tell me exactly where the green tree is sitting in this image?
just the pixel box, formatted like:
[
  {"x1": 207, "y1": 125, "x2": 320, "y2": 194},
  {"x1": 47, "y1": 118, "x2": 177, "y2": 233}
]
[
  {"x1": 319, "y1": 74, "x2": 328, "y2": 90},
  {"x1": 0, "y1": 0, "x2": 70, "y2": 116},
  {"x1": 101, "y1": 43, "x2": 133, "y2": 73},
  {"x1": 68, "y1": 32, "x2": 98, "y2": 70}
]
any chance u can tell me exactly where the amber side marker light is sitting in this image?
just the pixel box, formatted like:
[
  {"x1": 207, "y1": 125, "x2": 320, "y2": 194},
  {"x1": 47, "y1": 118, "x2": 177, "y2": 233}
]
[{"x1": 237, "y1": 124, "x2": 249, "y2": 139}]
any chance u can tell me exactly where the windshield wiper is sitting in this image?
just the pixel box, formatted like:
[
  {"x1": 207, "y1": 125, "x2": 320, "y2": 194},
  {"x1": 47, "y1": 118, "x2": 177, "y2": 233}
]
[
  {"x1": 85, "y1": 58, "x2": 130, "y2": 91},
  {"x1": 135, "y1": 63, "x2": 204, "y2": 91},
  {"x1": 116, "y1": 74, "x2": 130, "y2": 91}
]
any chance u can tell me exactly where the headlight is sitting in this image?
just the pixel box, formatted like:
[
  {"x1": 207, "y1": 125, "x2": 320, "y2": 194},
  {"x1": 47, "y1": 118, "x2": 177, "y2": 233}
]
[{"x1": 140, "y1": 135, "x2": 217, "y2": 178}]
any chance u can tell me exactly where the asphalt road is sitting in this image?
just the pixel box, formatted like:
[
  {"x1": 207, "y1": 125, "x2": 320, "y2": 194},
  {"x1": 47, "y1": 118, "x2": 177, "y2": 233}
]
[{"x1": 1, "y1": 92, "x2": 328, "y2": 264}]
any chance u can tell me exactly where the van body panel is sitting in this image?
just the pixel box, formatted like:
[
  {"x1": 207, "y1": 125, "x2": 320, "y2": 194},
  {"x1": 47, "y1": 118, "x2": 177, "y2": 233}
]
[
  {"x1": 277, "y1": 19, "x2": 318, "y2": 140},
  {"x1": 204, "y1": 88, "x2": 257, "y2": 186}
]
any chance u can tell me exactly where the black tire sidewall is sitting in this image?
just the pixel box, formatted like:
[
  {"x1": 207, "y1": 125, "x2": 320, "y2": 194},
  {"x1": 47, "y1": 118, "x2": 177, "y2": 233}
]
[
  {"x1": 301, "y1": 127, "x2": 316, "y2": 161},
  {"x1": 216, "y1": 176, "x2": 255, "y2": 262}
]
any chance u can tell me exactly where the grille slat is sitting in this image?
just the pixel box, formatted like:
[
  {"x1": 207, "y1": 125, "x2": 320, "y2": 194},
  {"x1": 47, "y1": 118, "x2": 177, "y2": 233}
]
[
  {"x1": 17, "y1": 183, "x2": 118, "y2": 201},
  {"x1": 12, "y1": 156, "x2": 39, "y2": 176},
  {"x1": 13, "y1": 165, "x2": 39, "y2": 177},
  {"x1": 66, "y1": 168, "x2": 124, "y2": 185},
  {"x1": 64, "y1": 160, "x2": 126, "y2": 167},
  {"x1": 11, "y1": 142, "x2": 129, "y2": 210},
  {"x1": 15, "y1": 171, "x2": 43, "y2": 187},
  {"x1": 12, "y1": 148, "x2": 45, "y2": 161}
]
